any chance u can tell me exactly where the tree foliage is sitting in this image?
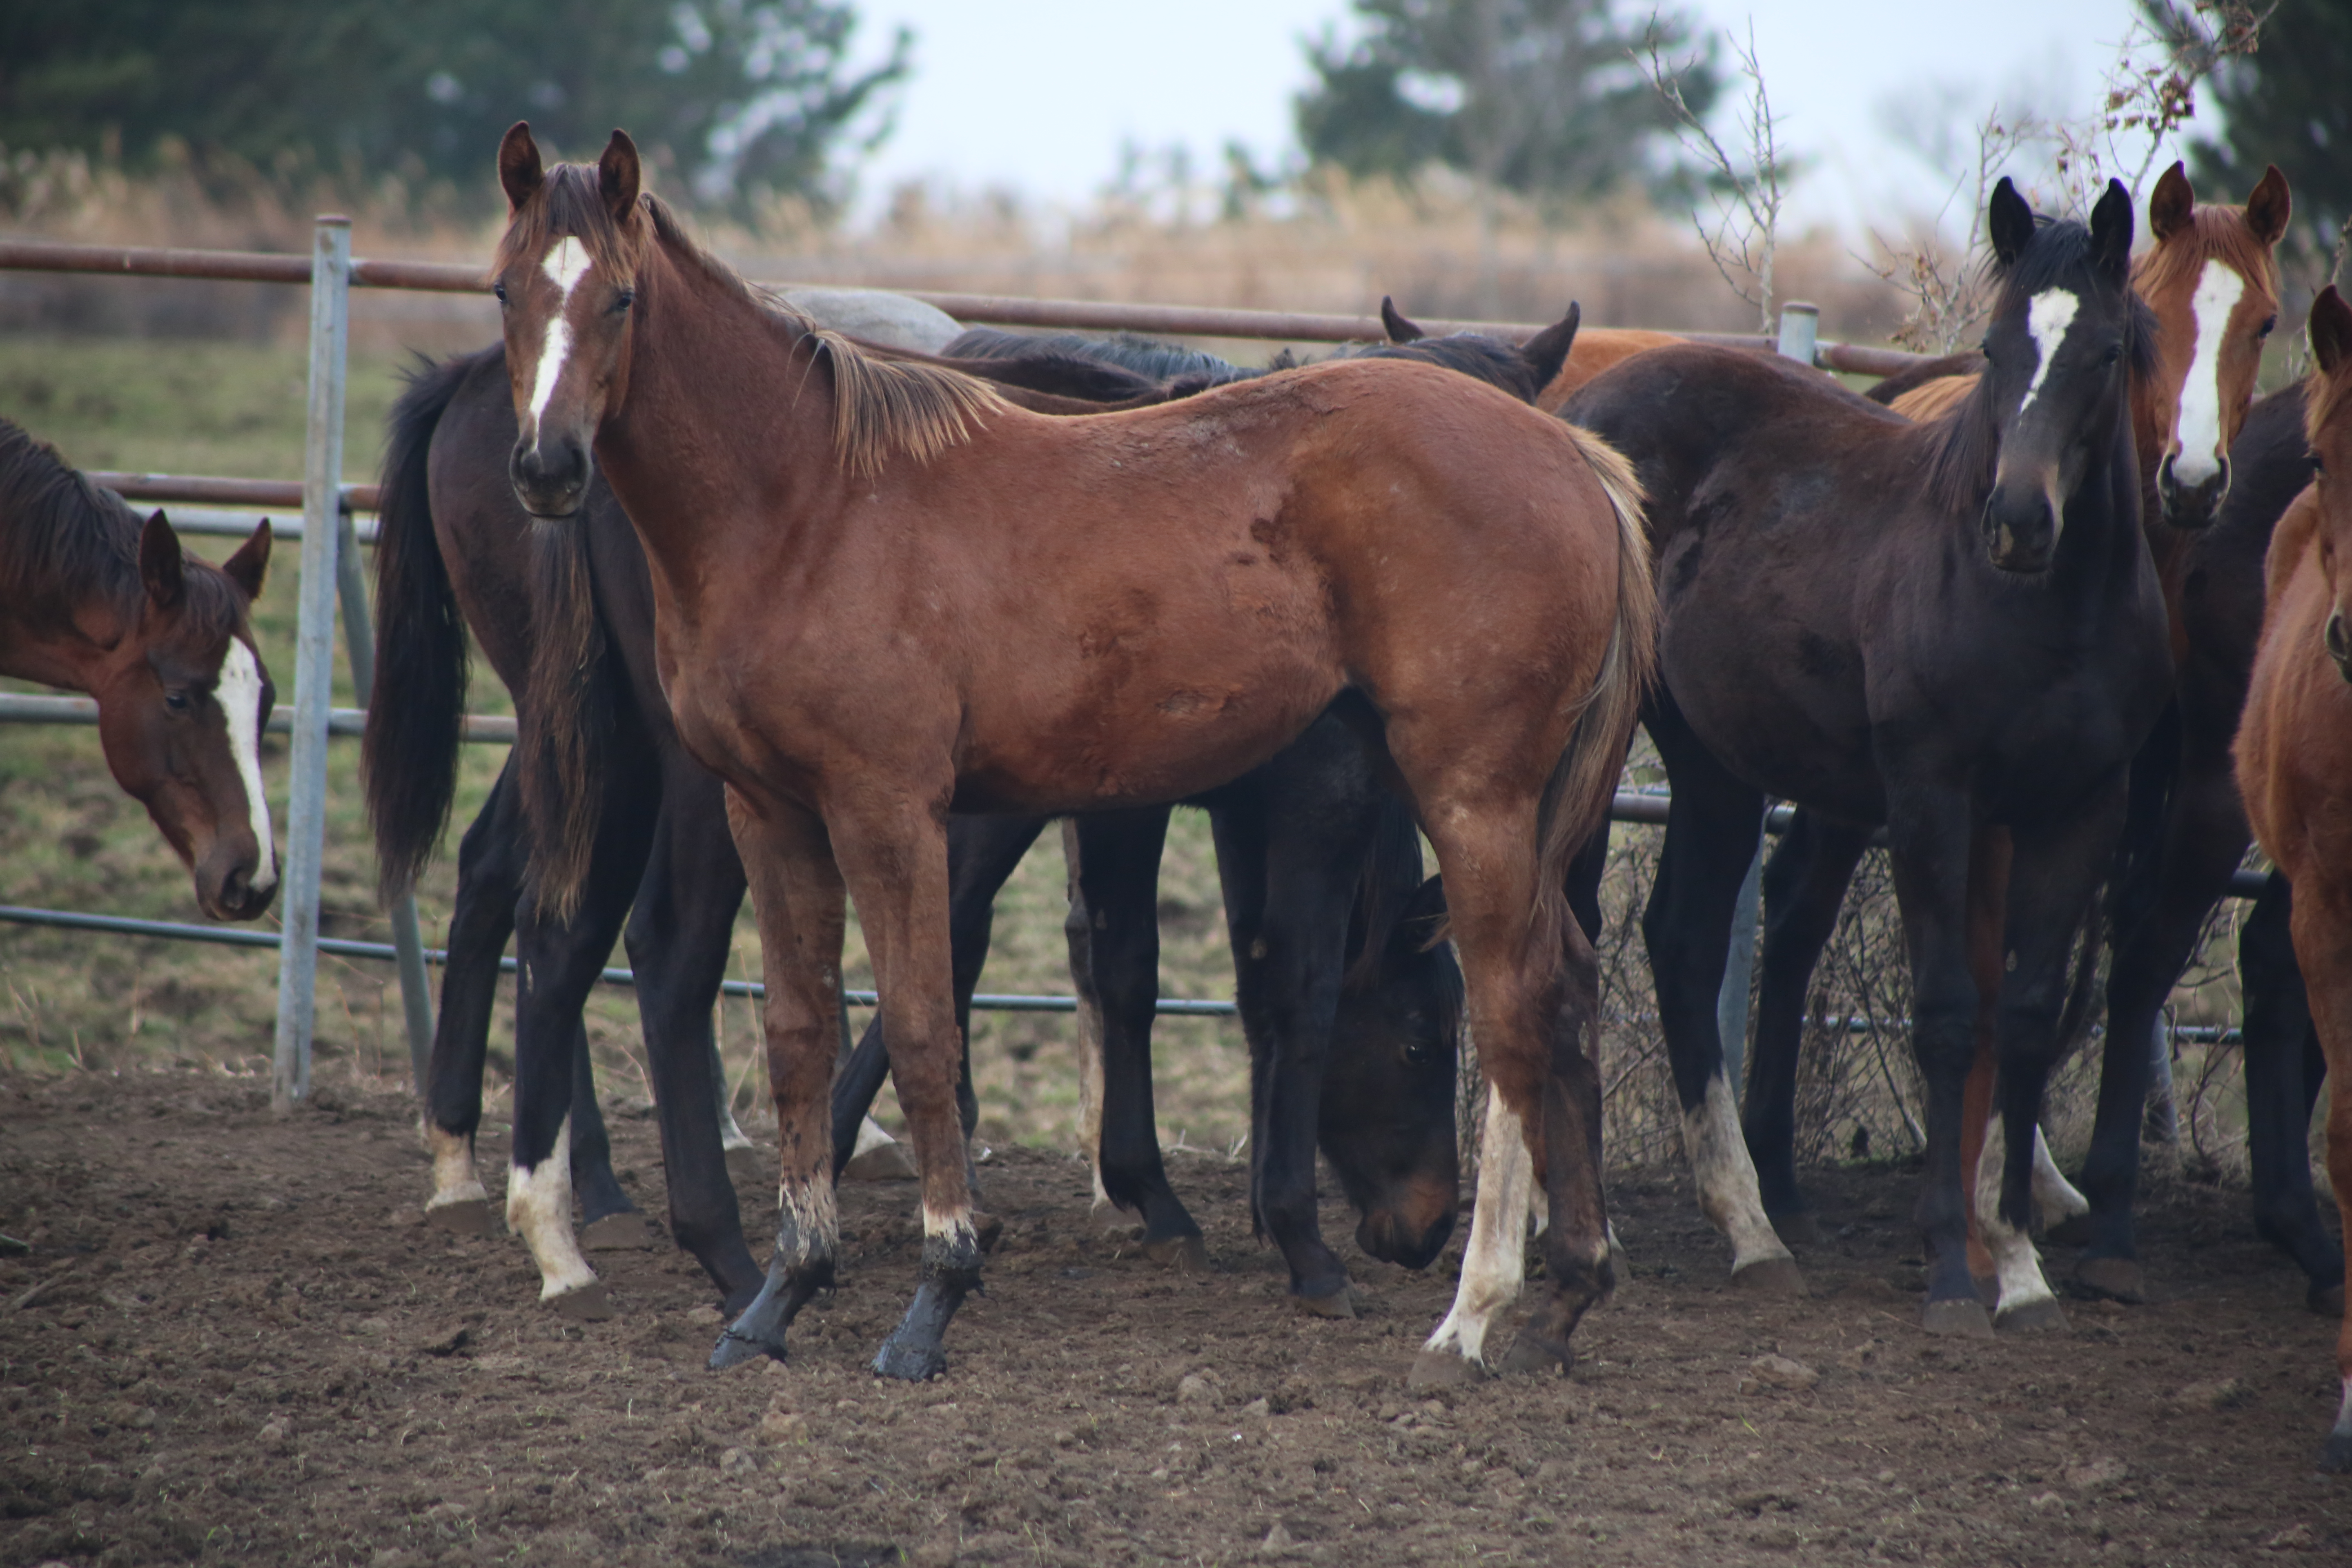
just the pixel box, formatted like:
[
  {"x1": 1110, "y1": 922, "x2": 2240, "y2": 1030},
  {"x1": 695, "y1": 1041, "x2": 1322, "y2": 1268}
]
[
  {"x1": 1294, "y1": 0, "x2": 1722, "y2": 208},
  {"x1": 0, "y1": 0, "x2": 909, "y2": 214},
  {"x1": 2163, "y1": 0, "x2": 2352, "y2": 274}
]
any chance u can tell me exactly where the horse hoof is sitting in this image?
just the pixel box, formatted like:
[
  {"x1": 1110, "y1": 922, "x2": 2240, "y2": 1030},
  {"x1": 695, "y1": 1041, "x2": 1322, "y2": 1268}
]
[
  {"x1": 424, "y1": 1198, "x2": 498, "y2": 1237},
  {"x1": 1498, "y1": 1331, "x2": 1573, "y2": 1379},
  {"x1": 2069, "y1": 1256, "x2": 2148, "y2": 1304},
  {"x1": 549, "y1": 1280, "x2": 615, "y2": 1322},
  {"x1": 709, "y1": 1327, "x2": 784, "y2": 1371},
  {"x1": 1995, "y1": 1296, "x2": 2069, "y2": 1335},
  {"x1": 2307, "y1": 1281, "x2": 2346, "y2": 1317},
  {"x1": 1407, "y1": 1350, "x2": 1488, "y2": 1390},
  {"x1": 872, "y1": 1339, "x2": 948, "y2": 1381},
  {"x1": 580, "y1": 1212, "x2": 659, "y2": 1251},
  {"x1": 1768, "y1": 1210, "x2": 1822, "y2": 1246},
  {"x1": 1731, "y1": 1256, "x2": 1805, "y2": 1296},
  {"x1": 1145, "y1": 1235, "x2": 1209, "y2": 1275},
  {"x1": 1919, "y1": 1297, "x2": 1995, "y2": 1339},
  {"x1": 1294, "y1": 1287, "x2": 1357, "y2": 1320},
  {"x1": 971, "y1": 1211, "x2": 1005, "y2": 1255},
  {"x1": 2320, "y1": 1431, "x2": 2352, "y2": 1475},
  {"x1": 2042, "y1": 1214, "x2": 2094, "y2": 1247},
  {"x1": 842, "y1": 1141, "x2": 918, "y2": 1182}
]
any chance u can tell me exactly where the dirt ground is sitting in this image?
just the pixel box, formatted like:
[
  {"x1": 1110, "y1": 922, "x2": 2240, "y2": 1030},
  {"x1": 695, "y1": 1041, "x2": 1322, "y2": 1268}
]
[{"x1": 2, "y1": 1069, "x2": 2348, "y2": 1568}]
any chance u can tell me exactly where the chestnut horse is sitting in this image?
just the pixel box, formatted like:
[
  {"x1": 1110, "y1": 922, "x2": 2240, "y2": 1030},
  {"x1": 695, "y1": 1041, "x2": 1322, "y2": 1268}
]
[
  {"x1": 1737, "y1": 165, "x2": 2294, "y2": 1305},
  {"x1": 485, "y1": 125, "x2": 1651, "y2": 1382},
  {"x1": 0, "y1": 419, "x2": 277, "y2": 921},
  {"x1": 1565, "y1": 180, "x2": 2169, "y2": 1336},
  {"x1": 2232, "y1": 283, "x2": 2352, "y2": 1472}
]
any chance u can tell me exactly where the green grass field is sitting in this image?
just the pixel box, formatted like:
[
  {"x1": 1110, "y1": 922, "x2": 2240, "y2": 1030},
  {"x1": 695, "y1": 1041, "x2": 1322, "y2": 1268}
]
[{"x1": 0, "y1": 332, "x2": 1251, "y2": 1155}]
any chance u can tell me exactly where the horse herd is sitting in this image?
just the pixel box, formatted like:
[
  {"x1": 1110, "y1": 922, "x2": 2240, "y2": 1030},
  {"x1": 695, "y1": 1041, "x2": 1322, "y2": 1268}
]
[{"x1": 2, "y1": 121, "x2": 2350, "y2": 1471}]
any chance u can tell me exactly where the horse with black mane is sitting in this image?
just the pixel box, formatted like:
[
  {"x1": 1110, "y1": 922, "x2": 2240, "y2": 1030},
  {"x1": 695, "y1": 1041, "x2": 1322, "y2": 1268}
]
[
  {"x1": 1565, "y1": 179, "x2": 2171, "y2": 1335},
  {"x1": 480, "y1": 122, "x2": 1648, "y2": 1383},
  {"x1": 0, "y1": 418, "x2": 277, "y2": 922}
]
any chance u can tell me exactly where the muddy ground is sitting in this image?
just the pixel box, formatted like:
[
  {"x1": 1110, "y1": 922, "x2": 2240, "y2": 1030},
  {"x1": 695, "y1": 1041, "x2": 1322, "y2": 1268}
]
[{"x1": 1, "y1": 1069, "x2": 2347, "y2": 1567}]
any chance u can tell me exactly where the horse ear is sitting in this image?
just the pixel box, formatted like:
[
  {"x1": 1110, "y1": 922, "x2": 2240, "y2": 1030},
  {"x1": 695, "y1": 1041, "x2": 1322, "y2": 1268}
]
[
  {"x1": 1987, "y1": 177, "x2": 2035, "y2": 268},
  {"x1": 1381, "y1": 296, "x2": 1425, "y2": 343},
  {"x1": 2089, "y1": 178, "x2": 2134, "y2": 286},
  {"x1": 2148, "y1": 162, "x2": 2193, "y2": 241},
  {"x1": 599, "y1": 130, "x2": 641, "y2": 223},
  {"x1": 1521, "y1": 302, "x2": 1581, "y2": 391},
  {"x1": 2311, "y1": 286, "x2": 2352, "y2": 379},
  {"x1": 223, "y1": 519, "x2": 272, "y2": 601},
  {"x1": 2245, "y1": 164, "x2": 2292, "y2": 247},
  {"x1": 499, "y1": 122, "x2": 543, "y2": 212},
  {"x1": 139, "y1": 510, "x2": 184, "y2": 612}
]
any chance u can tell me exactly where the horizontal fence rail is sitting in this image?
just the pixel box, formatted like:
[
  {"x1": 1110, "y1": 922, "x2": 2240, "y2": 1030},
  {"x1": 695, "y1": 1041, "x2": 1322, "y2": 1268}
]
[{"x1": 0, "y1": 693, "x2": 515, "y2": 744}]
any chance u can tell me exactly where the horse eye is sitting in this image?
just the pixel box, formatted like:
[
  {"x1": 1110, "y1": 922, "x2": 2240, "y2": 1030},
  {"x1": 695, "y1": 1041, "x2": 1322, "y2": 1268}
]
[
  {"x1": 613, "y1": 287, "x2": 635, "y2": 312},
  {"x1": 493, "y1": 281, "x2": 509, "y2": 305},
  {"x1": 2259, "y1": 315, "x2": 2277, "y2": 338},
  {"x1": 2103, "y1": 343, "x2": 2123, "y2": 365},
  {"x1": 163, "y1": 690, "x2": 191, "y2": 713}
]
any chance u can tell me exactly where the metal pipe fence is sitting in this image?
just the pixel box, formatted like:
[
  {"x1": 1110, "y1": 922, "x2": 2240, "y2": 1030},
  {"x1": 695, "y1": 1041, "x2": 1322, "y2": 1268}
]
[{"x1": 0, "y1": 231, "x2": 2254, "y2": 1105}]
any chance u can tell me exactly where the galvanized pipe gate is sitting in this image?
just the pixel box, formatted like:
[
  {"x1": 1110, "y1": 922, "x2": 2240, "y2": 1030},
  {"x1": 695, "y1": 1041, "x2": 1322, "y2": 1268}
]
[{"x1": 1, "y1": 227, "x2": 2212, "y2": 1121}]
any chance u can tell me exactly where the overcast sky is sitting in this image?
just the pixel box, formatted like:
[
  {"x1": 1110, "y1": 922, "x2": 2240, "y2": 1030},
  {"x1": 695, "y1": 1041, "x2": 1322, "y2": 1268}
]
[{"x1": 847, "y1": 0, "x2": 2186, "y2": 235}]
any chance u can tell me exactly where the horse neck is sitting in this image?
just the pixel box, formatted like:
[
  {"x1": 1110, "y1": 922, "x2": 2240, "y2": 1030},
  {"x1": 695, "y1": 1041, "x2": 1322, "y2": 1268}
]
[
  {"x1": 2051, "y1": 399, "x2": 2152, "y2": 596},
  {"x1": 592, "y1": 242, "x2": 837, "y2": 601}
]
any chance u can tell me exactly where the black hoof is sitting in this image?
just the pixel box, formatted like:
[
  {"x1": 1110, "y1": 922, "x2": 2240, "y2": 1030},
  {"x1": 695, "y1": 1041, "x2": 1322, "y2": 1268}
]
[
  {"x1": 871, "y1": 1336, "x2": 949, "y2": 1381},
  {"x1": 1768, "y1": 1209, "x2": 1822, "y2": 1246},
  {"x1": 709, "y1": 1256, "x2": 830, "y2": 1371},
  {"x1": 1498, "y1": 1330, "x2": 1573, "y2": 1378},
  {"x1": 2320, "y1": 1429, "x2": 2352, "y2": 1475},
  {"x1": 1407, "y1": 1349, "x2": 1488, "y2": 1390},
  {"x1": 710, "y1": 1324, "x2": 787, "y2": 1370},
  {"x1": 1920, "y1": 1297, "x2": 1995, "y2": 1339},
  {"x1": 1294, "y1": 1286, "x2": 1357, "y2": 1319},
  {"x1": 2069, "y1": 1256, "x2": 2148, "y2": 1304}
]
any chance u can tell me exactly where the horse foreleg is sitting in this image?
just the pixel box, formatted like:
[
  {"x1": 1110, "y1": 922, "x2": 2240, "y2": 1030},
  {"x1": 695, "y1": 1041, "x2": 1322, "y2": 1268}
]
[
  {"x1": 1640, "y1": 698, "x2": 1801, "y2": 1294},
  {"x1": 2239, "y1": 873, "x2": 2346, "y2": 1313},
  {"x1": 1960, "y1": 831, "x2": 2009, "y2": 1298},
  {"x1": 422, "y1": 760, "x2": 522, "y2": 1236},
  {"x1": 1746, "y1": 811, "x2": 1871, "y2": 1239},
  {"x1": 2283, "y1": 878, "x2": 2352, "y2": 1472},
  {"x1": 711, "y1": 789, "x2": 849, "y2": 1371},
  {"x1": 1077, "y1": 808, "x2": 1205, "y2": 1271}
]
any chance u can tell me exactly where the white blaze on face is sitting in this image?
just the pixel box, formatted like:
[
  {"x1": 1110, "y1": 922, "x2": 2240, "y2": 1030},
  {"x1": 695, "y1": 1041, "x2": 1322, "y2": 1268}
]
[
  {"x1": 2172, "y1": 262, "x2": 2247, "y2": 486},
  {"x1": 525, "y1": 236, "x2": 594, "y2": 434},
  {"x1": 2017, "y1": 288, "x2": 2082, "y2": 416},
  {"x1": 216, "y1": 638, "x2": 276, "y2": 894}
]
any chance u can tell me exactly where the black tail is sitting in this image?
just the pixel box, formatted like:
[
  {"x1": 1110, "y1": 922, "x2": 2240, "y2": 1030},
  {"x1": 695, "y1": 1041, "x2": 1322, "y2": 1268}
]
[{"x1": 362, "y1": 352, "x2": 479, "y2": 904}]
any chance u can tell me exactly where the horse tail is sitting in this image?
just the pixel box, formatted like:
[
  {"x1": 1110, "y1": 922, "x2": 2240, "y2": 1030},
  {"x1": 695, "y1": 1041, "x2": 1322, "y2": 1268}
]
[
  {"x1": 517, "y1": 501, "x2": 613, "y2": 924},
  {"x1": 363, "y1": 352, "x2": 476, "y2": 905},
  {"x1": 1532, "y1": 425, "x2": 1657, "y2": 962}
]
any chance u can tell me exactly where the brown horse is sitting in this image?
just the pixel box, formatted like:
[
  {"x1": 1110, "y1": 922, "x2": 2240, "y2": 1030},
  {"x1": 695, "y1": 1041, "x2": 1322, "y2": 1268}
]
[
  {"x1": 2232, "y1": 283, "x2": 2352, "y2": 1472},
  {"x1": 484, "y1": 124, "x2": 1652, "y2": 1382},
  {"x1": 0, "y1": 418, "x2": 277, "y2": 920}
]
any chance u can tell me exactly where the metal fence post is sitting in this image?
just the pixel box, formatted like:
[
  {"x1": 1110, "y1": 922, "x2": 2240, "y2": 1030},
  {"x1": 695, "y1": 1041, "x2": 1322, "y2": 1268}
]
[
  {"x1": 272, "y1": 215, "x2": 351, "y2": 1111},
  {"x1": 331, "y1": 497, "x2": 435, "y2": 1088},
  {"x1": 1713, "y1": 301, "x2": 1824, "y2": 1103}
]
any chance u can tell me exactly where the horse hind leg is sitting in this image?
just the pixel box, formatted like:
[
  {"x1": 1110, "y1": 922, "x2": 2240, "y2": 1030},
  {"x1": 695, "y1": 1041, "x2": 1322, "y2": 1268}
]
[
  {"x1": 422, "y1": 762, "x2": 523, "y2": 1236},
  {"x1": 2028, "y1": 1126, "x2": 2088, "y2": 1234},
  {"x1": 1974, "y1": 1116, "x2": 2067, "y2": 1333}
]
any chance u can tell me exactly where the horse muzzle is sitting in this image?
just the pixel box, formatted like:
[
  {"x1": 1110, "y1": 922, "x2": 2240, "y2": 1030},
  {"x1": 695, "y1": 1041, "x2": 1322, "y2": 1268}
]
[
  {"x1": 509, "y1": 435, "x2": 591, "y2": 519},
  {"x1": 196, "y1": 851, "x2": 278, "y2": 922},
  {"x1": 1981, "y1": 490, "x2": 2057, "y2": 574},
  {"x1": 2327, "y1": 611, "x2": 2352, "y2": 685},
  {"x1": 2157, "y1": 450, "x2": 2230, "y2": 530},
  {"x1": 1354, "y1": 1173, "x2": 1457, "y2": 1271}
]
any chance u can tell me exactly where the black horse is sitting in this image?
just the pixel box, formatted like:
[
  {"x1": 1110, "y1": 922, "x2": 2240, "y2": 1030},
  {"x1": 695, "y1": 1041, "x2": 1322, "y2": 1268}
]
[{"x1": 1564, "y1": 180, "x2": 2172, "y2": 1335}]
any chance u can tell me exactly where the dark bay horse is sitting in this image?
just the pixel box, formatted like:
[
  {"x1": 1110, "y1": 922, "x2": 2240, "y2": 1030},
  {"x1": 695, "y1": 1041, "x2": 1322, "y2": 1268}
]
[
  {"x1": 0, "y1": 418, "x2": 277, "y2": 920},
  {"x1": 1736, "y1": 166, "x2": 2299, "y2": 1306},
  {"x1": 487, "y1": 123, "x2": 1650, "y2": 1382},
  {"x1": 2232, "y1": 283, "x2": 2352, "y2": 1470},
  {"x1": 1565, "y1": 179, "x2": 2169, "y2": 1336},
  {"x1": 369, "y1": 318, "x2": 1498, "y2": 1321}
]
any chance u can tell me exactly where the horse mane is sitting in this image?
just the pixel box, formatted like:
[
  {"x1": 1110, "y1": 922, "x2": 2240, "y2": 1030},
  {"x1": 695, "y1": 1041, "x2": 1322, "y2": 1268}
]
[
  {"x1": 0, "y1": 419, "x2": 243, "y2": 642},
  {"x1": 2132, "y1": 201, "x2": 2282, "y2": 302},
  {"x1": 499, "y1": 166, "x2": 1009, "y2": 481},
  {"x1": 1922, "y1": 217, "x2": 2160, "y2": 514}
]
